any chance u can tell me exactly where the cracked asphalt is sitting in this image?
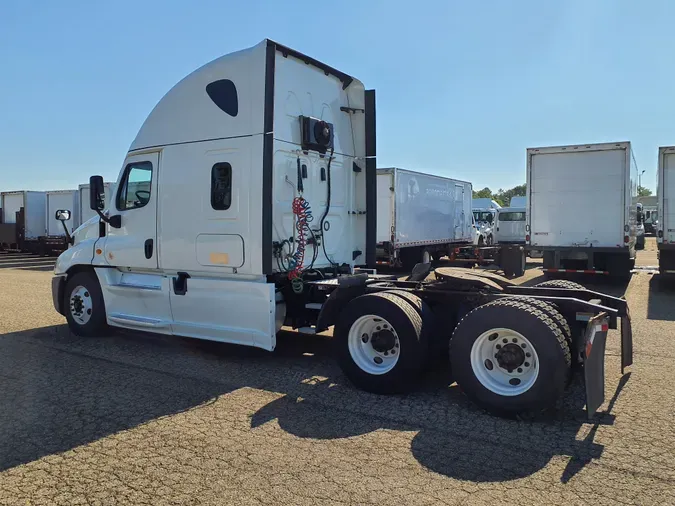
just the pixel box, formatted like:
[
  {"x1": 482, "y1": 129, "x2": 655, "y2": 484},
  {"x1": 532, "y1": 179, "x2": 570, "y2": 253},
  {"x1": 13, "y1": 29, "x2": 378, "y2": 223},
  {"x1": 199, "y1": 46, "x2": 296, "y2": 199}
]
[{"x1": 0, "y1": 240, "x2": 674, "y2": 505}]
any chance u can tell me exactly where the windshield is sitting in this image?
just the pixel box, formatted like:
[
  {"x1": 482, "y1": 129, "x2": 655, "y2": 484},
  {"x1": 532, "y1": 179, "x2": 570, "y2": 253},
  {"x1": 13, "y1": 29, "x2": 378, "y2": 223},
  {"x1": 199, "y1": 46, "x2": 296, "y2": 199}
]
[
  {"x1": 473, "y1": 211, "x2": 494, "y2": 223},
  {"x1": 498, "y1": 212, "x2": 526, "y2": 222}
]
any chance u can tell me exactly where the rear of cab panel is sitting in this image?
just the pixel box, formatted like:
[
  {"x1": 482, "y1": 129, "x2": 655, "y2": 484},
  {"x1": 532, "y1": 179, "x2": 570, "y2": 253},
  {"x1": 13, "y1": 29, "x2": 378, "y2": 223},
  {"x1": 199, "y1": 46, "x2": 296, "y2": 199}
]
[{"x1": 271, "y1": 48, "x2": 367, "y2": 271}]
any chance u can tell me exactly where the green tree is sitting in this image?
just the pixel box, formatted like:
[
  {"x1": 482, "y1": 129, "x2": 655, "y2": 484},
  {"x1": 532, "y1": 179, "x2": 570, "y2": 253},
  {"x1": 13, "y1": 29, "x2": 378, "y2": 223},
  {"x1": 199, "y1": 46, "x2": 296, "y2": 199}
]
[
  {"x1": 495, "y1": 184, "x2": 526, "y2": 206},
  {"x1": 472, "y1": 187, "x2": 493, "y2": 199},
  {"x1": 638, "y1": 186, "x2": 652, "y2": 197}
]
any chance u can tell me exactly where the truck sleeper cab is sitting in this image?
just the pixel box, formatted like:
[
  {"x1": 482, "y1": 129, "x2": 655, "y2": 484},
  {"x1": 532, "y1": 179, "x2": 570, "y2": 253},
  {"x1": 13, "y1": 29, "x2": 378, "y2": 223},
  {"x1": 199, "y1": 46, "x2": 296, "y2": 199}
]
[{"x1": 53, "y1": 40, "x2": 632, "y2": 419}]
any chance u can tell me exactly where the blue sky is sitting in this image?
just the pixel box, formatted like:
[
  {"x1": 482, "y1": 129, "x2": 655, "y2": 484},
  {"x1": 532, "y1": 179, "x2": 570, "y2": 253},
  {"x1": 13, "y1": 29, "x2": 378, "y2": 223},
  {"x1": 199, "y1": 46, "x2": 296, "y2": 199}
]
[{"x1": 1, "y1": 0, "x2": 672, "y2": 192}]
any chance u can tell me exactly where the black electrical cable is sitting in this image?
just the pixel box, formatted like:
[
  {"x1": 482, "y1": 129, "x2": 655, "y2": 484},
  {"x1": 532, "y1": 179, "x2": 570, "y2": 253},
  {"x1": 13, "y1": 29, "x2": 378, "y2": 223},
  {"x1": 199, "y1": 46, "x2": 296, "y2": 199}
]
[
  {"x1": 296, "y1": 157, "x2": 304, "y2": 193},
  {"x1": 319, "y1": 147, "x2": 338, "y2": 267}
]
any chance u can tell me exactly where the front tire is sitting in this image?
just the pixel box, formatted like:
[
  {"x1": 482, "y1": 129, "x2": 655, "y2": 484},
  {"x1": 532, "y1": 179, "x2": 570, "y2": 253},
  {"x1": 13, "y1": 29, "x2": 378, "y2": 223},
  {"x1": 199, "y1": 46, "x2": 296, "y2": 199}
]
[
  {"x1": 335, "y1": 292, "x2": 429, "y2": 394},
  {"x1": 450, "y1": 298, "x2": 571, "y2": 416},
  {"x1": 64, "y1": 270, "x2": 108, "y2": 337}
]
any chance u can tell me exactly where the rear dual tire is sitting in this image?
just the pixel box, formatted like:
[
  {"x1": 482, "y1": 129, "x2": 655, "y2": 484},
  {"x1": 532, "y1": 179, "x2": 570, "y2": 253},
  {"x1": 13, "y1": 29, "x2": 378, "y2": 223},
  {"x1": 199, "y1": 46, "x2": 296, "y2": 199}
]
[
  {"x1": 335, "y1": 292, "x2": 430, "y2": 394},
  {"x1": 450, "y1": 298, "x2": 571, "y2": 416}
]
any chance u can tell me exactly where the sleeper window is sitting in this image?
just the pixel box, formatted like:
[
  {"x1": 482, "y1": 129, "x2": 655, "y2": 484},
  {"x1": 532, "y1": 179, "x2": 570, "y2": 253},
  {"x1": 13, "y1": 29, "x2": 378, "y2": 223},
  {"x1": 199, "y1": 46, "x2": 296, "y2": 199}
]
[
  {"x1": 211, "y1": 163, "x2": 232, "y2": 210},
  {"x1": 117, "y1": 162, "x2": 153, "y2": 211}
]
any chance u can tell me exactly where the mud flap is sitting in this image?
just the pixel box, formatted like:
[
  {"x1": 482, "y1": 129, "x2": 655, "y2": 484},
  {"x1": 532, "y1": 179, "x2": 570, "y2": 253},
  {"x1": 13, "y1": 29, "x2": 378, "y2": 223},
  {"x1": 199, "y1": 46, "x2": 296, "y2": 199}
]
[
  {"x1": 621, "y1": 308, "x2": 633, "y2": 374},
  {"x1": 584, "y1": 313, "x2": 610, "y2": 419}
]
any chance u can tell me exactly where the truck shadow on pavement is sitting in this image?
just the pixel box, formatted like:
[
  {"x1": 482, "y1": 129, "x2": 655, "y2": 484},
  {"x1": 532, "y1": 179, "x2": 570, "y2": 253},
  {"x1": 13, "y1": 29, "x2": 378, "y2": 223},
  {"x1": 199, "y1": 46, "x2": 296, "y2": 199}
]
[
  {"x1": 0, "y1": 324, "x2": 628, "y2": 485},
  {"x1": 250, "y1": 332, "x2": 629, "y2": 483},
  {"x1": 648, "y1": 276, "x2": 675, "y2": 321}
]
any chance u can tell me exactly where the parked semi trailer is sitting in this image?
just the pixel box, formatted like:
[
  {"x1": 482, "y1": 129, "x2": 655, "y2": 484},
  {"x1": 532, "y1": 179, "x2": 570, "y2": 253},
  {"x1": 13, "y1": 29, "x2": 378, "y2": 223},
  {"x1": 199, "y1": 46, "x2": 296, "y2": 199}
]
[
  {"x1": 657, "y1": 146, "x2": 675, "y2": 274},
  {"x1": 43, "y1": 190, "x2": 78, "y2": 255},
  {"x1": 0, "y1": 191, "x2": 47, "y2": 252},
  {"x1": 526, "y1": 142, "x2": 637, "y2": 278},
  {"x1": 51, "y1": 39, "x2": 632, "y2": 418},
  {"x1": 376, "y1": 167, "x2": 472, "y2": 269}
]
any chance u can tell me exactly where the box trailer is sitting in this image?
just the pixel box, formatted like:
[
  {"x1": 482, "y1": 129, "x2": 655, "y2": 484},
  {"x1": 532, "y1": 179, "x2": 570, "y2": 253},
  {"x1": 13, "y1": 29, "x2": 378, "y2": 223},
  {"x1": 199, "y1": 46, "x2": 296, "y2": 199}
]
[
  {"x1": 526, "y1": 142, "x2": 637, "y2": 277},
  {"x1": 51, "y1": 39, "x2": 632, "y2": 419},
  {"x1": 657, "y1": 147, "x2": 675, "y2": 273},
  {"x1": 43, "y1": 190, "x2": 79, "y2": 255},
  {"x1": 77, "y1": 182, "x2": 112, "y2": 227},
  {"x1": 0, "y1": 191, "x2": 47, "y2": 252},
  {"x1": 376, "y1": 168, "x2": 472, "y2": 268}
]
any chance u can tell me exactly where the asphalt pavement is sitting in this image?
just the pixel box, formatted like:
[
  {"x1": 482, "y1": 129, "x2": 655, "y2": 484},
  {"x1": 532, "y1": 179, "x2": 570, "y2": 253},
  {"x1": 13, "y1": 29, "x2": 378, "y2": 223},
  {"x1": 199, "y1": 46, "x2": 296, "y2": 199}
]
[{"x1": 0, "y1": 240, "x2": 674, "y2": 505}]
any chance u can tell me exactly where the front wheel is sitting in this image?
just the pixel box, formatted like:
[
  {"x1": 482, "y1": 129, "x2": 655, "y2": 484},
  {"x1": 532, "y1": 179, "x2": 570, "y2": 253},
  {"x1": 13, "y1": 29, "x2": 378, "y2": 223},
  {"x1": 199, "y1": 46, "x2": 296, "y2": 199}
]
[
  {"x1": 450, "y1": 298, "x2": 571, "y2": 416},
  {"x1": 335, "y1": 292, "x2": 429, "y2": 394},
  {"x1": 64, "y1": 270, "x2": 109, "y2": 337}
]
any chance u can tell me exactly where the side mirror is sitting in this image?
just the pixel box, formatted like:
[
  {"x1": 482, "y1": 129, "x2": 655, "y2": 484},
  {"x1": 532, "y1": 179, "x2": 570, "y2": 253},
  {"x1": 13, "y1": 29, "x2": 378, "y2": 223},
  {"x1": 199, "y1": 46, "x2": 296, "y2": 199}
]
[
  {"x1": 89, "y1": 175, "x2": 105, "y2": 211},
  {"x1": 55, "y1": 209, "x2": 71, "y2": 221}
]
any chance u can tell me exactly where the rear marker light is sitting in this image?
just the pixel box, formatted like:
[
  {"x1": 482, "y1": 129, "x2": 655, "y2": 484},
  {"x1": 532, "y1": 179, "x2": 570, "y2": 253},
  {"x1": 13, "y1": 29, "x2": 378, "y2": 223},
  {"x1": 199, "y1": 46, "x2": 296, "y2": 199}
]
[
  {"x1": 624, "y1": 235, "x2": 629, "y2": 243},
  {"x1": 525, "y1": 234, "x2": 530, "y2": 242}
]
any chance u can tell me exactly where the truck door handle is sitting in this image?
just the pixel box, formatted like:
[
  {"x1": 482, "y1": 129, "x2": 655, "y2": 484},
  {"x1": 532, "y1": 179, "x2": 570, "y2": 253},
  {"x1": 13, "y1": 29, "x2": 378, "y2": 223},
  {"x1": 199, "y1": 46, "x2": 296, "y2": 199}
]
[{"x1": 144, "y1": 239, "x2": 153, "y2": 259}]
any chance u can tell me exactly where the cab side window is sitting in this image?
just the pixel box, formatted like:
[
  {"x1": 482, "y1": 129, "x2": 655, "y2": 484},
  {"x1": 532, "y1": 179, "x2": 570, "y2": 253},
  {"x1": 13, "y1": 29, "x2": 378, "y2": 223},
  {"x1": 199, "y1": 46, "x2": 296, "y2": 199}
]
[
  {"x1": 117, "y1": 162, "x2": 153, "y2": 211},
  {"x1": 211, "y1": 162, "x2": 232, "y2": 210}
]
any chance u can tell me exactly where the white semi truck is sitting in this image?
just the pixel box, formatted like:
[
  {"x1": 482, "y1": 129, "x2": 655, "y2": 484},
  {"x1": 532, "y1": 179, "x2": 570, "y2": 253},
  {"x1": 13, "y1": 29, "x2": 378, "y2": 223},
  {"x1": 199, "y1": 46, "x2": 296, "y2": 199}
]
[
  {"x1": 657, "y1": 147, "x2": 675, "y2": 274},
  {"x1": 526, "y1": 142, "x2": 637, "y2": 277},
  {"x1": 51, "y1": 39, "x2": 632, "y2": 418},
  {"x1": 376, "y1": 168, "x2": 472, "y2": 268}
]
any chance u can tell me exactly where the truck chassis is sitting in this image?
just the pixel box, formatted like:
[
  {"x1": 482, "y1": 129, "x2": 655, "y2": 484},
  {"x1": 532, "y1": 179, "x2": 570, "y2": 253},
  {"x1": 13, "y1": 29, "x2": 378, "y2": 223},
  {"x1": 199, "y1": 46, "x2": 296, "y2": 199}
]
[{"x1": 278, "y1": 263, "x2": 632, "y2": 418}]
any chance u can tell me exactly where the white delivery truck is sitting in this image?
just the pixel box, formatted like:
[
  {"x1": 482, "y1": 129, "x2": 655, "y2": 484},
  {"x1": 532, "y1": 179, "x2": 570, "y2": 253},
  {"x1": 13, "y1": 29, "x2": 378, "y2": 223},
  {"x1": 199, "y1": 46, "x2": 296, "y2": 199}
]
[
  {"x1": 657, "y1": 147, "x2": 675, "y2": 274},
  {"x1": 526, "y1": 142, "x2": 637, "y2": 277},
  {"x1": 495, "y1": 207, "x2": 526, "y2": 244},
  {"x1": 634, "y1": 195, "x2": 658, "y2": 235},
  {"x1": 472, "y1": 199, "x2": 500, "y2": 245},
  {"x1": 43, "y1": 190, "x2": 79, "y2": 255},
  {"x1": 50, "y1": 39, "x2": 633, "y2": 418},
  {"x1": 77, "y1": 182, "x2": 112, "y2": 227},
  {"x1": 0, "y1": 191, "x2": 47, "y2": 252},
  {"x1": 376, "y1": 168, "x2": 472, "y2": 268}
]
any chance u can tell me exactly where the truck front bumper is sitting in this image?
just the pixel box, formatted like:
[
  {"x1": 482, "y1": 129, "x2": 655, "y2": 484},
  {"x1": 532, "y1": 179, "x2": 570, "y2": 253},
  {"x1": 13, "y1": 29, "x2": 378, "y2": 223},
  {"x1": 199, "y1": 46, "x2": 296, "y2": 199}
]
[{"x1": 52, "y1": 275, "x2": 66, "y2": 316}]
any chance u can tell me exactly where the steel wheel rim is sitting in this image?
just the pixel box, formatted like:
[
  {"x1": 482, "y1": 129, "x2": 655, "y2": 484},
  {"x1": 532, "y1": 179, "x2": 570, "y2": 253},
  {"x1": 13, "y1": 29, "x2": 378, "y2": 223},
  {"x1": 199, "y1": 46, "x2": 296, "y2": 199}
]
[
  {"x1": 69, "y1": 285, "x2": 93, "y2": 325},
  {"x1": 348, "y1": 315, "x2": 400, "y2": 375},
  {"x1": 470, "y1": 327, "x2": 539, "y2": 396}
]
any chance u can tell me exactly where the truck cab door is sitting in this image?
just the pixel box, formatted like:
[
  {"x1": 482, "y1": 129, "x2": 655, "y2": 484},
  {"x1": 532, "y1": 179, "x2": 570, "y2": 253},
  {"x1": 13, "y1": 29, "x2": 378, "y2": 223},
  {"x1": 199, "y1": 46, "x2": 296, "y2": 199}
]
[{"x1": 104, "y1": 152, "x2": 159, "y2": 270}]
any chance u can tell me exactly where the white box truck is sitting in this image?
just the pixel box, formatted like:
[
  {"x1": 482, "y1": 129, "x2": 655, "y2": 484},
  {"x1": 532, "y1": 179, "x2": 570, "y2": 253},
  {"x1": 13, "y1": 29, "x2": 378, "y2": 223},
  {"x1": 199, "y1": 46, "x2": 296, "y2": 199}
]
[
  {"x1": 376, "y1": 168, "x2": 472, "y2": 268},
  {"x1": 0, "y1": 191, "x2": 47, "y2": 252},
  {"x1": 77, "y1": 182, "x2": 112, "y2": 227},
  {"x1": 657, "y1": 147, "x2": 675, "y2": 273},
  {"x1": 50, "y1": 39, "x2": 633, "y2": 419},
  {"x1": 526, "y1": 142, "x2": 637, "y2": 277}
]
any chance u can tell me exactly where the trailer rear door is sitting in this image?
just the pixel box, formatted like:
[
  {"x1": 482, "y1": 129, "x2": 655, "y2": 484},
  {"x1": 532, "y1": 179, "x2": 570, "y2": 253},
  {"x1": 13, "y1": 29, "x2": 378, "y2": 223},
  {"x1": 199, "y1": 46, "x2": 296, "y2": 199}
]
[
  {"x1": 2, "y1": 193, "x2": 24, "y2": 224},
  {"x1": 376, "y1": 171, "x2": 394, "y2": 243},
  {"x1": 663, "y1": 152, "x2": 675, "y2": 244},
  {"x1": 529, "y1": 148, "x2": 626, "y2": 248}
]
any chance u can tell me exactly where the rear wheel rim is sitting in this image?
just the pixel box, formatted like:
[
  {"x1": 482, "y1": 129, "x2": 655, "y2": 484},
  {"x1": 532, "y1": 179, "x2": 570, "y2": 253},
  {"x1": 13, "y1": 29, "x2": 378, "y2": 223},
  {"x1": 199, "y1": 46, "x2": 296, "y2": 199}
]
[
  {"x1": 348, "y1": 315, "x2": 400, "y2": 375},
  {"x1": 69, "y1": 285, "x2": 93, "y2": 325},
  {"x1": 470, "y1": 328, "x2": 539, "y2": 396}
]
